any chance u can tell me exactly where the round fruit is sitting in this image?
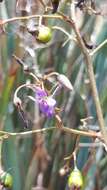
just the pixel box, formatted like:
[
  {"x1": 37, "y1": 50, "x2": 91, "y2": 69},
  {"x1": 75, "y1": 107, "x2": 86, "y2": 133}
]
[
  {"x1": 0, "y1": 172, "x2": 13, "y2": 188},
  {"x1": 36, "y1": 25, "x2": 52, "y2": 43},
  {"x1": 68, "y1": 168, "x2": 83, "y2": 188}
]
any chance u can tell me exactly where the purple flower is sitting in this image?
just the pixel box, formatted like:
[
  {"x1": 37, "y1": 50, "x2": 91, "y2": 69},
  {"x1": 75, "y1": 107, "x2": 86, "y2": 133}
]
[
  {"x1": 36, "y1": 87, "x2": 47, "y2": 99},
  {"x1": 36, "y1": 87, "x2": 56, "y2": 118}
]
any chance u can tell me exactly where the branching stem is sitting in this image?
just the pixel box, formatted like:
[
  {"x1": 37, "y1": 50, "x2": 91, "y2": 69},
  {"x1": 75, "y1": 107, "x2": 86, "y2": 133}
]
[
  {"x1": 90, "y1": 39, "x2": 107, "y2": 56},
  {"x1": 1, "y1": 14, "x2": 63, "y2": 25},
  {"x1": 0, "y1": 126, "x2": 101, "y2": 139},
  {"x1": 69, "y1": 3, "x2": 107, "y2": 145}
]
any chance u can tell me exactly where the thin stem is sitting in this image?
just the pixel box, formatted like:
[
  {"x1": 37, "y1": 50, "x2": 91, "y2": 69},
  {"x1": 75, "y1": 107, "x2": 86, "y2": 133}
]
[
  {"x1": 1, "y1": 15, "x2": 63, "y2": 25},
  {"x1": 0, "y1": 126, "x2": 101, "y2": 139},
  {"x1": 52, "y1": 26, "x2": 77, "y2": 42},
  {"x1": 51, "y1": 85, "x2": 61, "y2": 97},
  {"x1": 13, "y1": 54, "x2": 40, "y2": 83},
  {"x1": 71, "y1": 0, "x2": 76, "y2": 21},
  {"x1": 73, "y1": 152, "x2": 77, "y2": 168},
  {"x1": 64, "y1": 136, "x2": 80, "y2": 161},
  {"x1": 68, "y1": 5, "x2": 107, "y2": 145},
  {"x1": 29, "y1": 73, "x2": 40, "y2": 83},
  {"x1": 39, "y1": 15, "x2": 43, "y2": 26},
  {"x1": 44, "y1": 72, "x2": 59, "y2": 80},
  {"x1": 90, "y1": 39, "x2": 107, "y2": 56},
  {"x1": 14, "y1": 83, "x2": 34, "y2": 101},
  {"x1": 61, "y1": 126, "x2": 100, "y2": 139}
]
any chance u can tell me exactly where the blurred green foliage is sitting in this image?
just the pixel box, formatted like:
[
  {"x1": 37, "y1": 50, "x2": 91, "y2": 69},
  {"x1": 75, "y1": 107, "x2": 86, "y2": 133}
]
[{"x1": 0, "y1": 0, "x2": 107, "y2": 190}]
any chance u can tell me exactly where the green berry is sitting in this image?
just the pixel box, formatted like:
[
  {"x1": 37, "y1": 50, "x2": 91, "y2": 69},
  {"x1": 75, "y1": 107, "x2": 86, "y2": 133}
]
[
  {"x1": 0, "y1": 172, "x2": 13, "y2": 188},
  {"x1": 68, "y1": 168, "x2": 83, "y2": 188},
  {"x1": 36, "y1": 25, "x2": 52, "y2": 43}
]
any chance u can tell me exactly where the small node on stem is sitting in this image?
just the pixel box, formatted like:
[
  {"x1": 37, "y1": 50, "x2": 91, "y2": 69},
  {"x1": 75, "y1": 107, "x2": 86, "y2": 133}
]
[
  {"x1": 59, "y1": 165, "x2": 69, "y2": 176},
  {"x1": 13, "y1": 96, "x2": 22, "y2": 107}
]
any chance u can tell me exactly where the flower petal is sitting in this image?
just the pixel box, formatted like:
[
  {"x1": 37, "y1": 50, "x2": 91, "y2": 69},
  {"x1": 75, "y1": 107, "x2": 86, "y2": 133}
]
[
  {"x1": 36, "y1": 87, "x2": 47, "y2": 99},
  {"x1": 46, "y1": 97, "x2": 56, "y2": 107},
  {"x1": 39, "y1": 97, "x2": 56, "y2": 118}
]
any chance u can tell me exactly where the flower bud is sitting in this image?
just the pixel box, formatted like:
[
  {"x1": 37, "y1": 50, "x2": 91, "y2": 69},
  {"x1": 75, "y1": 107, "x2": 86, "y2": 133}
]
[
  {"x1": 57, "y1": 74, "x2": 73, "y2": 90},
  {"x1": 0, "y1": 172, "x2": 13, "y2": 188},
  {"x1": 59, "y1": 168, "x2": 66, "y2": 176},
  {"x1": 59, "y1": 166, "x2": 69, "y2": 176},
  {"x1": 36, "y1": 25, "x2": 52, "y2": 43},
  {"x1": 68, "y1": 168, "x2": 83, "y2": 189}
]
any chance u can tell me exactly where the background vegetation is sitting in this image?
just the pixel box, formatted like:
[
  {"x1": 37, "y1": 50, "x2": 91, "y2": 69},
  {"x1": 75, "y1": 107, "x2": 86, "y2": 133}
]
[{"x1": 0, "y1": 0, "x2": 107, "y2": 190}]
